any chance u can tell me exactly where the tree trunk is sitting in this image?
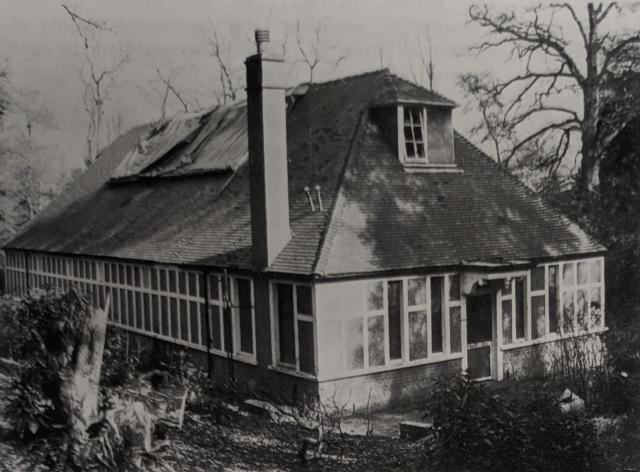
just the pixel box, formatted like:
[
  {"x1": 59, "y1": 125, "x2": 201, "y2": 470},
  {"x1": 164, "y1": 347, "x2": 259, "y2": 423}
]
[
  {"x1": 577, "y1": 3, "x2": 600, "y2": 199},
  {"x1": 58, "y1": 296, "x2": 110, "y2": 466}
]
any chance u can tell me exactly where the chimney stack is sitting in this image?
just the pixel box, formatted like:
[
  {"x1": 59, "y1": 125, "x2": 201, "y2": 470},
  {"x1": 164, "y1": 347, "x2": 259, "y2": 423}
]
[{"x1": 246, "y1": 29, "x2": 291, "y2": 269}]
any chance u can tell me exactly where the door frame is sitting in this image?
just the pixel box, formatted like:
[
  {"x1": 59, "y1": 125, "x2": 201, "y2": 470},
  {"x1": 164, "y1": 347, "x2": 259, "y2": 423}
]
[{"x1": 465, "y1": 288, "x2": 497, "y2": 381}]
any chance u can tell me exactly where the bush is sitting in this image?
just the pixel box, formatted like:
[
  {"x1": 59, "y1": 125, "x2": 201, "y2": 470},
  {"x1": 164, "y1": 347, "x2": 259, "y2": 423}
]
[
  {"x1": 424, "y1": 375, "x2": 606, "y2": 472},
  {"x1": 2, "y1": 288, "x2": 92, "y2": 439},
  {"x1": 101, "y1": 329, "x2": 140, "y2": 387}
]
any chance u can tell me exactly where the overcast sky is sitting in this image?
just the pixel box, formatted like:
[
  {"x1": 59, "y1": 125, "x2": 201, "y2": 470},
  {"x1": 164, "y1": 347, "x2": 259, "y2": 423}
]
[{"x1": 1, "y1": 0, "x2": 638, "y2": 180}]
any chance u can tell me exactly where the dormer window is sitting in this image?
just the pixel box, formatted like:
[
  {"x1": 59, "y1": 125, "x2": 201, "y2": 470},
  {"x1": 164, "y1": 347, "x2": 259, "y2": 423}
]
[
  {"x1": 371, "y1": 95, "x2": 460, "y2": 172},
  {"x1": 402, "y1": 107, "x2": 427, "y2": 162}
]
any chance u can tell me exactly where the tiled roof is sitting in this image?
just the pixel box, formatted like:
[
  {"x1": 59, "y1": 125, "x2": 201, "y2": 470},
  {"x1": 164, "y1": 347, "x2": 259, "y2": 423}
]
[{"x1": 5, "y1": 70, "x2": 604, "y2": 277}]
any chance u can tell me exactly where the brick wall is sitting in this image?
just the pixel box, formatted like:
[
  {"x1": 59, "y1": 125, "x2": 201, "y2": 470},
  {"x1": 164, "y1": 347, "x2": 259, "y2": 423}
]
[{"x1": 319, "y1": 358, "x2": 462, "y2": 412}]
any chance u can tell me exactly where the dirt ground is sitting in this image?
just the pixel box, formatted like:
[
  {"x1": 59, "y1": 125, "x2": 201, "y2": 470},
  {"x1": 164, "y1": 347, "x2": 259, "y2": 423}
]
[
  {"x1": 2, "y1": 370, "x2": 640, "y2": 472},
  {"x1": 0, "y1": 372, "x2": 425, "y2": 472}
]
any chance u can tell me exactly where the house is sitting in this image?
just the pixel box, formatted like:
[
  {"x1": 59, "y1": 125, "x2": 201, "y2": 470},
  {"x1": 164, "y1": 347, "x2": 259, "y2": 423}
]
[{"x1": 2, "y1": 30, "x2": 606, "y2": 410}]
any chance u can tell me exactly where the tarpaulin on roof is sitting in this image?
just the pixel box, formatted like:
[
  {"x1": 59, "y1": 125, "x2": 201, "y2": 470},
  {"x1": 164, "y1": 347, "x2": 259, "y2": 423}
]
[{"x1": 112, "y1": 101, "x2": 248, "y2": 180}]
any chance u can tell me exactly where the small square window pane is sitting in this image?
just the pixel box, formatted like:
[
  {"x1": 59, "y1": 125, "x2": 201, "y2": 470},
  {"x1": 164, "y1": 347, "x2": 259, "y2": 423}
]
[
  {"x1": 296, "y1": 285, "x2": 313, "y2": 315},
  {"x1": 178, "y1": 272, "x2": 187, "y2": 294},
  {"x1": 563, "y1": 263, "x2": 574, "y2": 287},
  {"x1": 150, "y1": 268, "x2": 158, "y2": 290},
  {"x1": 188, "y1": 273, "x2": 197, "y2": 296},
  {"x1": 169, "y1": 271, "x2": 177, "y2": 293},
  {"x1": 562, "y1": 291, "x2": 574, "y2": 332},
  {"x1": 141, "y1": 267, "x2": 150, "y2": 288},
  {"x1": 367, "y1": 281, "x2": 384, "y2": 311},
  {"x1": 405, "y1": 142, "x2": 415, "y2": 158},
  {"x1": 449, "y1": 274, "x2": 461, "y2": 301},
  {"x1": 450, "y1": 306, "x2": 462, "y2": 353},
  {"x1": 298, "y1": 320, "x2": 315, "y2": 375},
  {"x1": 577, "y1": 289, "x2": 589, "y2": 331},
  {"x1": 404, "y1": 127, "x2": 414, "y2": 140},
  {"x1": 531, "y1": 266, "x2": 545, "y2": 292},
  {"x1": 190, "y1": 301, "x2": 199, "y2": 344},
  {"x1": 413, "y1": 125, "x2": 423, "y2": 141},
  {"x1": 409, "y1": 310, "x2": 428, "y2": 361},
  {"x1": 346, "y1": 318, "x2": 364, "y2": 370},
  {"x1": 408, "y1": 277, "x2": 426, "y2": 306},
  {"x1": 591, "y1": 260, "x2": 602, "y2": 284},
  {"x1": 179, "y1": 299, "x2": 189, "y2": 341},
  {"x1": 531, "y1": 295, "x2": 546, "y2": 339},
  {"x1": 590, "y1": 287, "x2": 602, "y2": 329},
  {"x1": 367, "y1": 315, "x2": 385, "y2": 367},
  {"x1": 159, "y1": 269, "x2": 167, "y2": 291},
  {"x1": 209, "y1": 275, "x2": 219, "y2": 301},
  {"x1": 502, "y1": 300, "x2": 512, "y2": 344},
  {"x1": 415, "y1": 143, "x2": 425, "y2": 158},
  {"x1": 577, "y1": 262, "x2": 589, "y2": 285}
]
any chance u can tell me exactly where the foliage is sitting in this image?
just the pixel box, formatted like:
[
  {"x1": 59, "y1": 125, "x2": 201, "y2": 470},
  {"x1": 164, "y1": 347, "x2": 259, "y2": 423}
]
[
  {"x1": 2, "y1": 288, "x2": 92, "y2": 438},
  {"x1": 423, "y1": 375, "x2": 606, "y2": 472},
  {"x1": 101, "y1": 328, "x2": 140, "y2": 387}
]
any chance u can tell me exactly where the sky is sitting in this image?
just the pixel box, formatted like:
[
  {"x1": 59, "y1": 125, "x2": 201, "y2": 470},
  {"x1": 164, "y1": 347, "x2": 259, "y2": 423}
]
[{"x1": 1, "y1": 0, "x2": 638, "y2": 181}]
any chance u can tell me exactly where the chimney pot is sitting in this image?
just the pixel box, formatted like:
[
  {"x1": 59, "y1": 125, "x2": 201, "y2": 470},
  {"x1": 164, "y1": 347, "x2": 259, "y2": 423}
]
[{"x1": 255, "y1": 28, "x2": 270, "y2": 54}]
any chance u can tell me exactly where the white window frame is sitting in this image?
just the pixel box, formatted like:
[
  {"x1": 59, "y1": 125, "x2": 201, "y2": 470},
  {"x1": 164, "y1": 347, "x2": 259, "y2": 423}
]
[
  {"x1": 230, "y1": 275, "x2": 256, "y2": 360},
  {"x1": 343, "y1": 273, "x2": 463, "y2": 375},
  {"x1": 24, "y1": 252, "x2": 257, "y2": 364},
  {"x1": 271, "y1": 281, "x2": 316, "y2": 376},
  {"x1": 500, "y1": 256, "x2": 606, "y2": 350},
  {"x1": 398, "y1": 105, "x2": 428, "y2": 164}
]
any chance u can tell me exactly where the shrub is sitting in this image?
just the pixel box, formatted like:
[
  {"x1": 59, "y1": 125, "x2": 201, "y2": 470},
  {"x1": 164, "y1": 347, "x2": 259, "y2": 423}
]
[
  {"x1": 2, "y1": 287, "x2": 92, "y2": 438},
  {"x1": 101, "y1": 328, "x2": 140, "y2": 387},
  {"x1": 424, "y1": 375, "x2": 606, "y2": 472}
]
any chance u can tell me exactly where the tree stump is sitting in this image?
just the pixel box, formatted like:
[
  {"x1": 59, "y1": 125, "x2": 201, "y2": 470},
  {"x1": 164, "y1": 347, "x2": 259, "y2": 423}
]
[{"x1": 58, "y1": 296, "x2": 110, "y2": 466}]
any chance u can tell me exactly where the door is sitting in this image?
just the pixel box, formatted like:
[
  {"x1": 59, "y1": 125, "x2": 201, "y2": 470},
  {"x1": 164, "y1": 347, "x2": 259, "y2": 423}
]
[{"x1": 467, "y1": 293, "x2": 494, "y2": 380}]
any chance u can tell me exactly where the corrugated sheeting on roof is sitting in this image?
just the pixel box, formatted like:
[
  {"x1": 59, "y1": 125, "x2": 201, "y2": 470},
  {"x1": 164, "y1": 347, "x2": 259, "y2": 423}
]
[{"x1": 112, "y1": 101, "x2": 248, "y2": 180}]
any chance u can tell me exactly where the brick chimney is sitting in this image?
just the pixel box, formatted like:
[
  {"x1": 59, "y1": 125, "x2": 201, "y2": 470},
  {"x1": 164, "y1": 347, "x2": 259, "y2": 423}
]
[{"x1": 246, "y1": 29, "x2": 291, "y2": 269}]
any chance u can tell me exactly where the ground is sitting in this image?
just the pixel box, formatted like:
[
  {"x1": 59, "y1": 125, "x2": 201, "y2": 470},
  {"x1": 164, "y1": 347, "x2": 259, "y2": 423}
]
[
  {"x1": 1, "y1": 367, "x2": 640, "y2": 471},
  {"x1": 0, "y1": 371, "x2": 425, "y2": 472}
]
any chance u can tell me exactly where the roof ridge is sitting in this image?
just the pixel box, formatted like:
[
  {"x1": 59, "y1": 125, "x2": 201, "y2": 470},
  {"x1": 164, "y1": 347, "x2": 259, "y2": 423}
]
[
  {"x1": 383, "y1": 72, "x2": 458, "y2": 105},
  {"x1": 304, "y1": 68, "x2": 390, "y2": 88},
  {"x1": 312, "y1": 111, "x2": 367, "y2": 275}
]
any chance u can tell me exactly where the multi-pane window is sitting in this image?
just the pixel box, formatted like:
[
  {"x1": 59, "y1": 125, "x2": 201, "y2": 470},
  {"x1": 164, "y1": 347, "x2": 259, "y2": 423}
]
[
  {"x1": 402, "y1": 107, "x2": 427, "y2": 161},
  {"x1": 561, "y1": 259, "x2": 603, "y2": 333},
  {"x1": 4, "y1": 251, "x2": 27, "y2": 295},
  {"x1": 6, "y1": 251, "x2": 256, "y2": 361},
  {"x1": 500, "y1": 258, "x2": 605, "y2": 346},
  {"x1": 345, "y1": 274, "x2": 461, "y2": 372},
  {"x1": 273, "y1": 283, "x2": 315, "y2": 375}
]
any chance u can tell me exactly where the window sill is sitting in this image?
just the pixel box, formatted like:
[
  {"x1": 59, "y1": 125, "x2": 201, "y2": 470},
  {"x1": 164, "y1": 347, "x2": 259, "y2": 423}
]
[
  {"x1": 109, "y1": 321, "x2": 259, "y2": 366},
  {"x1": 268, "y1": 364, "x2": 317, "y2": 381},
  {"x1": 500, "y1": 327, "x2": 608, "y2": 351},
  {"x1": 317, "y1": 353, "x2": 464, "y2": 382},
  {"x1": 402, "y1": 163, "x2": 463, "y2": 174}
]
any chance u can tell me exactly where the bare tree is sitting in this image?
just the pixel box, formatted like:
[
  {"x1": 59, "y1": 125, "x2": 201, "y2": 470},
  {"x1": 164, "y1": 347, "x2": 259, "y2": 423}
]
[
  {"x1": 295, "y1": 20, "x2": 348, "y2": 84},
  {"x1": 204, "y1": 29, "x2": 244, "y2": 105},
  {"x1": 0, "y1": 65, "x2": 56, "y2": 242},
  {"x1": 148, "y1": 62, "x2": 191, "y2": 121},
  {"x1": 465, "y1": 3, "x2": 640, "y2": 196},
  {"x1": 62, "y1": 4, "x2": 127, "y2": 166},
  {"x1": 406, "y1": 26, "x2": 436, "y2": 90}
]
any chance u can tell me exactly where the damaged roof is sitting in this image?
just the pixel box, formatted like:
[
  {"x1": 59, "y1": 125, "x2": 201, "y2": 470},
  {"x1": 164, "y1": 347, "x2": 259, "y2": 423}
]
[{"x1": 5, "y1": 69, "x2": 604, "y2": 277}]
